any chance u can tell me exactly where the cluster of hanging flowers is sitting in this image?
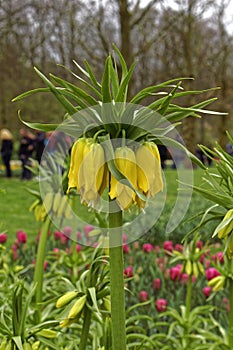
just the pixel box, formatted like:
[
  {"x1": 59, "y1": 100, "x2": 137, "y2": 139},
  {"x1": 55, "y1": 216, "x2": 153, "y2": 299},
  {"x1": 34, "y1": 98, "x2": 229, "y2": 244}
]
[{"x1": 68, "y1": 136, "x2": 163, "y2": 211}]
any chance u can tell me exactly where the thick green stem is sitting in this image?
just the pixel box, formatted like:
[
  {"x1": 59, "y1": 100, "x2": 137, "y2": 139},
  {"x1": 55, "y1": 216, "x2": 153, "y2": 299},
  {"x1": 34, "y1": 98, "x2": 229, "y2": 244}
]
[
  {"x1": 79, "y1": 306, "x2": 92, "y2": 350},
  {"x1": 185, "y1": 273, "x2": 193, "y2": 320},
  {"x1": 33, "y1": 216, "x2": 51, "y2": 323},
  {"x1": 109, "y1": 206, "x2": 126, "y2": 350},
  {"x1": 229, "y1": 260, "x2": 233, "y2": 347}
]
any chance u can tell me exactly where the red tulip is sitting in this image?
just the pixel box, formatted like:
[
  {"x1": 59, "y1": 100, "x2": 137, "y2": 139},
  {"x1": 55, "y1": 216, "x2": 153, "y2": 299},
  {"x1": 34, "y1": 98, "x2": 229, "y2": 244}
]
[
  {"x1": 203, "y1": 286, "x2": 212, "y2": 298},
  {"x1": 17, "y1": 230, "x2": 27, "y2": 243},
  {"x1": 163, "y1": 240, "x2": 173, "y2": 252},
  {"x1": 0, "y1": 232, "x2": 7, "y2": 244},
  {"x1": 153, "y1": 278, "x2": 161, "y2": 290},
  {"x1": 155, "y1": 298, "x2": 167, "y2": 312},
  {"x1": 170, "y1": 264, "x2": 182, "y2": 281},
  {"x1": 142, "y1": 243, "x2": 154, "y2": 253},
  {"x1": 205, "y1": 267, "x2": 221, "y2": 281},
  {"x1": 139, "y1": 290, "x2": 148, "y2": 302},
  {"x1": 124, "y1": 265, "x2": 133, "y2": 278}
]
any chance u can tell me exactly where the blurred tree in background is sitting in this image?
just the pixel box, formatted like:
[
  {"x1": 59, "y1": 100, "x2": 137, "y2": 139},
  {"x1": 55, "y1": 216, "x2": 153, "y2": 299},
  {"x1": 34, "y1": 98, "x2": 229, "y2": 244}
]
[{"x1": 0, "y1": 0, "x2": 232, "y2": 149}]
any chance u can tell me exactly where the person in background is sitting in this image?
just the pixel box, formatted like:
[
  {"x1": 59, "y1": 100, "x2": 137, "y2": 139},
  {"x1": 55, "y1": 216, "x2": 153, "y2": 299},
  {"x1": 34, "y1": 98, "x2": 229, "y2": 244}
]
[
  {"x1": 226, "y1": 142, "x2": 233, "y2": 157},
  {"x1": 0, "y1": 128, "x2": 13, "y2": 178},
  {"x1": 18, "y1": 128, "x2": 35, "y2": 180},
  {"x1": 158, "y1": 144, "x2": 167, "y2": 169},
  {"x1": 34, "y1": 130, "x2": 45, "y2": 163}
]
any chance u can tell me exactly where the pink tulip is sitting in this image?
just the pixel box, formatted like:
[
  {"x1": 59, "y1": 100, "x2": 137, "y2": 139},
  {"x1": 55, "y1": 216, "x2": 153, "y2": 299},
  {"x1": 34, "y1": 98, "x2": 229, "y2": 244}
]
[
  {"x1": 122, "y1": 234, "x2": 127, "y2": 243},
  {"x1": 62, "y1": 226, "x2": 72, "y2": 237},
  {"x1": 76, "y1": 244, "x2": 82, "y2": 252},
  {"x1": 123, "y1": 244, "x2": 130, "y2": 254},
  {"x1": 153, "y1": 278, "x2": 161, "y2": 290},
  {"x1": 174, "y1": 243, "x2": 183, "y2": 252},
  {"x1": 155, "y1": 298, "x2": 167, "y2": 312},
  {"x1": 17, "y1": 230, "x2": 27, "y2": 243},
  {"x1": 142, "y1": 243, "x2": 154, "y2": 253},
  {"x1": 196, "y1": 240, "x2": 204, "y2": 249},
  {"x1": 124, "y1": 265, "x2": 133, "y2": 278},
  {"x1": 205, "y1": 267, "x2": 221, "y2": 281},
  {"x1": 203, "y1": 286, "x2": 212, "y2": 298},
  {"x1": 163, "y1": 240, "x2": 173, "y2": 252},
  {"x1": 76, "y1": 231, "x2": 82, "y2": 240},
  {"x1": 0, "y1": 233, "x2": 7, "y2": 244},
  {"x1": 60, "y1": 234, "x2": 69, "y2": 245},
  {"x1": 84, "y1": 225, "x2": 94, "y2": 236},
  {"x1": 139, "y1": 290, "x2": 148, "y2": 302},
  {"x1": 54, "y1": 230, "x2": 62, "y2": 240},
  {"x1": 170, "y1": 264, "x2": 182, "y2": 281},
  {"x1": 212, "y1": 252, "x2": 224, "y2": 264}
]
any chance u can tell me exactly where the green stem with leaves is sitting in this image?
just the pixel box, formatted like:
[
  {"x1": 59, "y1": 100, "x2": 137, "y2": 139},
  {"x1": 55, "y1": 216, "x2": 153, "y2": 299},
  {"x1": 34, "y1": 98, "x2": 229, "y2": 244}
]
[
  {"x1": 185, "y1": 273, "x2": 193, "y2": 320},
  {"x1": 33, "y1": 216, "x2": 51, "y2": 323},
  {"x1": 109, "y1": 202, "x2": 126, "y2": 350},
  {"x1": 79, "y1": 306, "x2": 92, "y2": 350},
  {"x1": 229, "y1": 260, "x2": 233, "y2": 347}
]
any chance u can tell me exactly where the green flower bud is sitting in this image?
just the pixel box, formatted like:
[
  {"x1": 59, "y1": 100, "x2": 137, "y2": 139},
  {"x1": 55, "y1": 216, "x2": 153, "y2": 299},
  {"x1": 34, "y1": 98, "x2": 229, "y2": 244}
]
[{"x1": 56, "y1": 291, "x2": 78, "y2": 308}]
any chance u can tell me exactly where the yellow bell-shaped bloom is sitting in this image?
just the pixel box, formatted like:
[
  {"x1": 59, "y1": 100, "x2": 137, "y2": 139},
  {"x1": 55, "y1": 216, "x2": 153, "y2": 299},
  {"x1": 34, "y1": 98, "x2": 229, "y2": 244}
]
[
  {"x1": 136, "y1": 141, "x2": 163, "y2": 198},
  {"x1": 68, "y1": 137, "x2": 87, "y2": 191},
  {"x1": 109, "y1": 146, "x2": 137, "y2": 210},
  {"x1": 79, "y1": 140, "x2": 105, "y2": 205}
]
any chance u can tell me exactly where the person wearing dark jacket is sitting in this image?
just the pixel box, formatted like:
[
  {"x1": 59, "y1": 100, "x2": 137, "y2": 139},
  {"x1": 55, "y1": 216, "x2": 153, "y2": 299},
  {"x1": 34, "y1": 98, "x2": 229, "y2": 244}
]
[
  {"x1": 0, "y1": 128, "x2": 13, "y2": 178},
  {"x1": 18, "y1": 128, "x2": 35, "y2": 180}
]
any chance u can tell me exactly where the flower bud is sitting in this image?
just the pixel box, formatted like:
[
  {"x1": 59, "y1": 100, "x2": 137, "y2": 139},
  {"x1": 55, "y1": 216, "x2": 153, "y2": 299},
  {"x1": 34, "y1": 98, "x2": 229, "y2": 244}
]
[
  {"x1": 218, "y1": 209, "x2": 233, "y2": 239},
  {"x1": 56, "y1": 291, "x2": 78, "y2": 308},
  {"x1": 68, "y1": 294, "x2": 87, "y2": 319}
]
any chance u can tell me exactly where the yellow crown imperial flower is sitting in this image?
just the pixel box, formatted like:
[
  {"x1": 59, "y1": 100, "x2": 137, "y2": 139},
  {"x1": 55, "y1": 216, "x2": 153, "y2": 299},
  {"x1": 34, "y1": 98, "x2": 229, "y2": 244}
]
[
  {"x1": 79, "y1": 140, "x2": 105, "y2": 205},
  {"x1": 109, "y1": 146, "x2": 137, "y2": 210},
  {"x1": 68, "y1": 137, "x2": 87, "y2": 191},
  {"x1": 68, "y1": 138, "x2": 107, "y2": 207},
  {"x1": 136, "y1": 141, "x2": 163, "y2": 198}
]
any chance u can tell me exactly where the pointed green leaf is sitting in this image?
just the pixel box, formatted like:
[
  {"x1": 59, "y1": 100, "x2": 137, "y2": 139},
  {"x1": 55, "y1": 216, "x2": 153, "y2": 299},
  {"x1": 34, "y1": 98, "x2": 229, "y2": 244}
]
[
  {"x1": 12, "y1": 336, "x2": 24, "y2": 350},
  {"x1": 84, "y1": 59, "x2": 102, "y2": 88},
  {"x1": 116, "y1": 61, "x2": 137, "y2": 102},
  {"x1": 12, "y1": 88, "x2": 50, "y2": 102},
  {"x1": 101, "y1": 56, "x2": 112, "y2": 102},
  {"x1": 34, "y1": 67, "x2": 77, "y2": 115},
  {"x1": 112, "y1": 44, "x2": 128, "y2": 80},
  {"x1": 18, "y1": 111, "x2": 59, "y2": 132},
  {"x1": 156, "y1": 81, "x2": 182, "y2": 115},
  {"x1": 130, "y1": 77, "x2": 193, "y2": 105},
  {"x1": 108, "y1": 57, "x2": 120, "y2": 98},
  {"x1": 50, "y1": 74, "x2": 98, "y2": 106}
]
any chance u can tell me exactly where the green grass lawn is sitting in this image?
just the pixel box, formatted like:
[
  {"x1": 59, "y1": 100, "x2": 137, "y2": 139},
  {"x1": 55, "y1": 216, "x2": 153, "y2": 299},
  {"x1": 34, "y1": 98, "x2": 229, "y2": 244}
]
[{"x1": 0, "y1": 167, "x2": 207, "y2": 246}]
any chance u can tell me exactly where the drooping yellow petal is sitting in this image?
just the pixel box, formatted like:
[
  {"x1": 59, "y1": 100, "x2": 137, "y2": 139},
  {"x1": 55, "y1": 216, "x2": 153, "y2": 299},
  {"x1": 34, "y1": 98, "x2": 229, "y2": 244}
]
[
  {"x1": 109, "y1": 146, "x2": 137, "y2": 210},
  {"x1": 136, "y1": 142, "x2": 163, "y2": 198},
  {"x1": 68, "y1": 138, "x2": 87, "y2": 192},
  {"x1": 80, "y1": 141, "x2": 105, "y2": 204}
]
